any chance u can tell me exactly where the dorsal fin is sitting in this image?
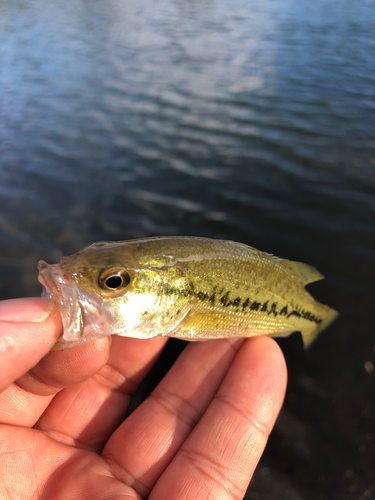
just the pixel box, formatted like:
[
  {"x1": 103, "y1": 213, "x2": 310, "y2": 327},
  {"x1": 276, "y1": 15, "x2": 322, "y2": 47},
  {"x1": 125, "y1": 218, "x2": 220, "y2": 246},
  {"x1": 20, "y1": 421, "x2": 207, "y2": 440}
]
[{"x1": 280, "y1": 260, "x2": 324, "y2": 285}]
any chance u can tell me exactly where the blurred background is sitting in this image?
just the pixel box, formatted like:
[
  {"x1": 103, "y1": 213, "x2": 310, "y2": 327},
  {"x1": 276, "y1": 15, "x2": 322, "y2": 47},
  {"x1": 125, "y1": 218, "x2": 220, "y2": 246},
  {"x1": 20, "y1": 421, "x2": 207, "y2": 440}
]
[{"x1": 0, "y1": 0, "x2": 374, "y2": 498}]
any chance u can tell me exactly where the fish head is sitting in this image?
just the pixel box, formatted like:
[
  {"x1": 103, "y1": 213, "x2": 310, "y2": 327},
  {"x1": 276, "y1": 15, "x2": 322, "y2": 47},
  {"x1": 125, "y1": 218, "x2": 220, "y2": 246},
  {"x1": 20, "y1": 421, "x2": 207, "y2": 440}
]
[{"x1": 38, "y1": 241, "x2": 164, "y2": 349}]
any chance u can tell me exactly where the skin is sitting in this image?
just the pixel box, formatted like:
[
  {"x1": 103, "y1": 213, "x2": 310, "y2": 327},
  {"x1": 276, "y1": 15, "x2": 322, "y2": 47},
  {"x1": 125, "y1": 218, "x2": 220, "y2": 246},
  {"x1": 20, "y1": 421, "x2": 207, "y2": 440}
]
[{"x1": 0, "y1": 297, "x2": 287, "y2": 500}]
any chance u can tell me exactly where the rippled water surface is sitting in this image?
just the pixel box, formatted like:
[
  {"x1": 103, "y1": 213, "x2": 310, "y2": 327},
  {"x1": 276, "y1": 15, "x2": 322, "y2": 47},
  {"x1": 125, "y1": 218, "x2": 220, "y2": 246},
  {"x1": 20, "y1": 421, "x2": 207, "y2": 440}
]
[{"x1": 1, "y1": 0, "x2": 375, "y2": 498}]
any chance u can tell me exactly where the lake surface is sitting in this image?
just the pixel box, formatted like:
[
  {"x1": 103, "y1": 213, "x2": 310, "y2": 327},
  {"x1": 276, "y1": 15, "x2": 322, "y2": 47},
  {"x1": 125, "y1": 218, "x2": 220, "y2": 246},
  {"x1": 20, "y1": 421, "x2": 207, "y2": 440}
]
[{"x1": 1, "y1": 0, "x2": 374, "y2": 498}]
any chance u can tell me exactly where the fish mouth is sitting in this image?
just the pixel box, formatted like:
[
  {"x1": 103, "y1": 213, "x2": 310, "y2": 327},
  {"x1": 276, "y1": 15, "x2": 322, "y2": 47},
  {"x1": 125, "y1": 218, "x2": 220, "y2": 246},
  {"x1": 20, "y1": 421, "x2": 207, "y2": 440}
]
[
  {"x1": 38, "y1": 260, "x2": 64, "y2": 305},
  {"x1": 38, "y1": 260, "x2": 84, "y2": 344},
  {"x1": 38, "y1": 260, "x2": 107, "y2": 349}
]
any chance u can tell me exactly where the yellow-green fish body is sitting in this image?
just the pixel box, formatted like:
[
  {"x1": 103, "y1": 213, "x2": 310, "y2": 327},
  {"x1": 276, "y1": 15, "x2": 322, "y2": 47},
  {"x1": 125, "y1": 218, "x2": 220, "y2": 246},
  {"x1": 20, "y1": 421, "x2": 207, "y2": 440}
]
[{"x1": 38, "y1": 237, "x2": 338, "y2": 349}]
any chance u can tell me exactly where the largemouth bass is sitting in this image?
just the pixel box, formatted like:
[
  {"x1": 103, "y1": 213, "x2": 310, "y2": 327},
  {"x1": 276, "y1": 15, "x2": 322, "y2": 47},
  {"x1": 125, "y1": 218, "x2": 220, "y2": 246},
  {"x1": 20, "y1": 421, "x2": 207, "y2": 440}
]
[{"x1": 38, "y1": 237, "x2": 338, "y2": 349}]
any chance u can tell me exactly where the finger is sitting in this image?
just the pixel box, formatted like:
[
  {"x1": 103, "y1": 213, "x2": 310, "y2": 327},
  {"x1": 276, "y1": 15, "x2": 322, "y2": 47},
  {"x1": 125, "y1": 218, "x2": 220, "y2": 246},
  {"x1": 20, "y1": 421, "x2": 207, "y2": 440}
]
[
  {"x1": 34, "y1": 335, "x2": 168, "y2": 451},
  {"x1": 0, "y1": 337, "x2": 111, "y2": 426},
  {"x1": 101, "y1": 338, "x2": 244, "y2": 498},
  {"x1": 0, "y1": 298, "x2": 62, "y2": 393},
  {"x1": 0, "y1": 382, "x2": 54, "y2": 427},
  {"x1": 150, "y1": 337, "x2": 287, "y2": 500},
  {"x1": 16, "y1": 336, "x2": 111, "y2": 395}
]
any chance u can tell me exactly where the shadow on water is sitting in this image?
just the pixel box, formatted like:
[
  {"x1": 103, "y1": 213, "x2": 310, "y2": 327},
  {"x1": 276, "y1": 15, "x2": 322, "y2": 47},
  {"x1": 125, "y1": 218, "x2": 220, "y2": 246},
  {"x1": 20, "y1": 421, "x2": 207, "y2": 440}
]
[{"x1": 0, "y1": 0, "x2": 374, "y2": 498}]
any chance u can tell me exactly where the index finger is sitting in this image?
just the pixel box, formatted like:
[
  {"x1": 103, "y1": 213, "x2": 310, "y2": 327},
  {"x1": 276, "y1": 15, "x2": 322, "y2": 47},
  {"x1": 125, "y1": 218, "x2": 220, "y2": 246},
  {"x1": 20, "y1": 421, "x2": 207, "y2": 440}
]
[{"x1": 0, "y1": 298, "x2": 62, "y2": 392}]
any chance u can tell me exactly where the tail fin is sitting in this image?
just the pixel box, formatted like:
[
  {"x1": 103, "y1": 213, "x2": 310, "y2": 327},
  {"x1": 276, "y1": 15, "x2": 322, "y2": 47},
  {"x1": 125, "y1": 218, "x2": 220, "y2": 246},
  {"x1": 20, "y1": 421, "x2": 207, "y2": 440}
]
[{"x1": 302, "y1": 308, "x2": 339, "y2": 348}]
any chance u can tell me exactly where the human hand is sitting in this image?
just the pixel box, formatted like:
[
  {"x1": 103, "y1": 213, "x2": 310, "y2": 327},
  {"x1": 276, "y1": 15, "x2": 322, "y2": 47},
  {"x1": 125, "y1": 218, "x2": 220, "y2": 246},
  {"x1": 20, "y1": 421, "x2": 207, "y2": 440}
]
[{"x1": 0, "y1": 297, "x2": 287, "y2": 500}]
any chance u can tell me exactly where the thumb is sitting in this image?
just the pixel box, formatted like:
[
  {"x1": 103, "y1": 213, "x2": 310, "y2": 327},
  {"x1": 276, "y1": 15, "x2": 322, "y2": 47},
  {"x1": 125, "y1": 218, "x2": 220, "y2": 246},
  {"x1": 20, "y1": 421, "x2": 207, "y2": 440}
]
[{"x1": 0, "y1": 298, "x2": 62, "y2": 392}]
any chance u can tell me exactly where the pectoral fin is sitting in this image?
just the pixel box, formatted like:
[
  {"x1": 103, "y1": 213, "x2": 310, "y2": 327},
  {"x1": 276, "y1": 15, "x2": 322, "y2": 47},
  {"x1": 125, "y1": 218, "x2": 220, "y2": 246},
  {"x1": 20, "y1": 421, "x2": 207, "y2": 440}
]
[{"x1": 168, "y1": 312, "x2": 236, "y2": 340}]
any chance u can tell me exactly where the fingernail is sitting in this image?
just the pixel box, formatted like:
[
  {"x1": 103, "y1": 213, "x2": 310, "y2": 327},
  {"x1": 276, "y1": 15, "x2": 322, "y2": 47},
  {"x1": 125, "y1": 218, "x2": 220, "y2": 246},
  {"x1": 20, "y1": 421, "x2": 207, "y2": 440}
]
[{"x1": 0, "y1": 298, "x2": 56, "y2": 323}]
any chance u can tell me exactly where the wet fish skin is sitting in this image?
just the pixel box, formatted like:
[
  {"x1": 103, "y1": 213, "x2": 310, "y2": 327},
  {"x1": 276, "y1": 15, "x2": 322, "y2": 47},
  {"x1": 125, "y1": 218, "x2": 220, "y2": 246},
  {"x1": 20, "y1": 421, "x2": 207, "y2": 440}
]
[{"x1": 37, "y1": 236, "x2": 338, "y2": 349}]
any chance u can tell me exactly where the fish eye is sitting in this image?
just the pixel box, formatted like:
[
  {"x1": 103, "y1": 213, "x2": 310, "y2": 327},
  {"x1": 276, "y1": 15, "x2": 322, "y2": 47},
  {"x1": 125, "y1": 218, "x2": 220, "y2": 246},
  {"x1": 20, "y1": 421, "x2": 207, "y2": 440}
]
[{"x1": 99, "y1": 267, "x2": 131, "y2": 292}]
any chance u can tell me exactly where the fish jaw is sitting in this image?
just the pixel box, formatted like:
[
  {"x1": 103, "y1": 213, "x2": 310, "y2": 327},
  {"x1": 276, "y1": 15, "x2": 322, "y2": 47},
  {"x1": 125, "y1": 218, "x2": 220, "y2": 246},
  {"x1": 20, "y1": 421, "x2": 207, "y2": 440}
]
[{"x1": 38, "y1": 260, "x2": 105, "y2": 349}]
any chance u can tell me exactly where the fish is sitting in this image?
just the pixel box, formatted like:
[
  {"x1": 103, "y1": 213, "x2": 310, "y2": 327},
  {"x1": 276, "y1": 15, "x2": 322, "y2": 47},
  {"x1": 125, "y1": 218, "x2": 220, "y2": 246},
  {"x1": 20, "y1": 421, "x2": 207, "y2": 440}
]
[{"x1": 37, "y1": 236, "x2": 338, "y2": 350}]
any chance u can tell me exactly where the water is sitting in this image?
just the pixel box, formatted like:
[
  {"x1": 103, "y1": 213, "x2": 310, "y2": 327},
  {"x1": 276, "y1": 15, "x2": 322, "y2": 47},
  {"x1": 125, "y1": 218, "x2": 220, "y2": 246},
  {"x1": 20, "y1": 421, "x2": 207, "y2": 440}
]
[{"x1": 1, "y1": 0, "x2": 374, "y2": 497}]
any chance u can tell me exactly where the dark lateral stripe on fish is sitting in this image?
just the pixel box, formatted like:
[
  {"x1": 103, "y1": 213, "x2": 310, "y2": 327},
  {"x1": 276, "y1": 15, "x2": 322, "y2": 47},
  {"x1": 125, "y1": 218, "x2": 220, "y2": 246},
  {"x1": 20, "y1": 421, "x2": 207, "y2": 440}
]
[{"x1": 195, "y1": 289, "x2": 322, "y2": 324}]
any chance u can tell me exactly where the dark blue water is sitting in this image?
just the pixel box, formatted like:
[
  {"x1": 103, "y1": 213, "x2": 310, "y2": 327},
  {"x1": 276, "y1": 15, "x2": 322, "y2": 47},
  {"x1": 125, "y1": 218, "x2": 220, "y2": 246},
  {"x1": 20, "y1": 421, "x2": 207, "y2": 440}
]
[{"x1": 1, "y1": 0, "x2": 374, "y2": 498}]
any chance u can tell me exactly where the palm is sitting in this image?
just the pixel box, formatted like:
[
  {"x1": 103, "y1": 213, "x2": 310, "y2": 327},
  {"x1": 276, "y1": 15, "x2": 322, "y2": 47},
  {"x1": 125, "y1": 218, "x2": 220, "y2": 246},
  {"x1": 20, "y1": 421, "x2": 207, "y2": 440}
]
[{"x1": 0, "y1": 299, "x2": 287, "y2": 500}]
